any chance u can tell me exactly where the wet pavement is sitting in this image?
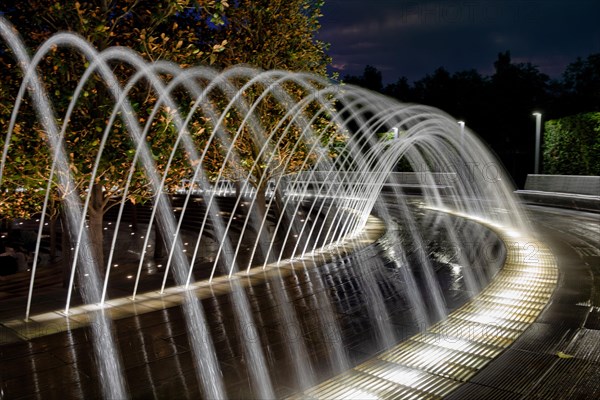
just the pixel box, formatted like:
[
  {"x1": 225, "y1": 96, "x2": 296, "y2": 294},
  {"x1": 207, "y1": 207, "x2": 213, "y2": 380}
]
[
  {"x1": 445, "y1": 205, "x2": 600, "y2": 400},
  {"x1": 0, "y1": 205, "x2": 500, "y2": 399},
  {"x1": 294, "y1": 207, "x2": 559, "y2": 399},
  {"x1": 0, "y1": 204, "x2": 598, "y2": 399}
]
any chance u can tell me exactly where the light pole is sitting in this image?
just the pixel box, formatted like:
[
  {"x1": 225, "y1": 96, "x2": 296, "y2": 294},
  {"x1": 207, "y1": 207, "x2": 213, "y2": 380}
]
[{"x1": 532, "y1": 112, "x2": 542, "y2": 174}]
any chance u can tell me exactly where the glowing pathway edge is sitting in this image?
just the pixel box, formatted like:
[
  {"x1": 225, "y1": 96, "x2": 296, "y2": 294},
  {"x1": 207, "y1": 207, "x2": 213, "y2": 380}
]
[
  {"x1": 1, "y1": 214, "x2": 385, "y2": 340},
  {"x1": 290, "y1": 207, "x2": 558, "y2": 400},
  {"x1": 1, "y1": 208, "x2": 559, "y2": 400}
]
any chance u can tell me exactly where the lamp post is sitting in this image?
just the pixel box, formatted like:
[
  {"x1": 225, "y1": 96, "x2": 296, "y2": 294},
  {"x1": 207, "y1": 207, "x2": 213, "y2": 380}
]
[{"x1": 532, "y1": 112, "x2": 542, "y2": 174}]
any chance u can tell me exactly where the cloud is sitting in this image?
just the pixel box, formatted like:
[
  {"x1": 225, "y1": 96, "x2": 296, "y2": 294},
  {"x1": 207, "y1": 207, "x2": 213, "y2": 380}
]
[
  {"x1": 319, "y1": 0, "x2": 515, "y2": 40},
  {"x1": 318, "y1": 0, "x2": 600, "y2": 83},
  {"x1": 330, "y1": 62, "x2": 347, "y2": 71}
]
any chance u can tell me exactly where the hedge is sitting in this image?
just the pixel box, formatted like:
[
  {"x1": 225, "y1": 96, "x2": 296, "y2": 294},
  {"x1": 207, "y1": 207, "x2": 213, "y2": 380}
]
[{"x1": 543, "y1": 112, "x2": 600, "y2": 175}]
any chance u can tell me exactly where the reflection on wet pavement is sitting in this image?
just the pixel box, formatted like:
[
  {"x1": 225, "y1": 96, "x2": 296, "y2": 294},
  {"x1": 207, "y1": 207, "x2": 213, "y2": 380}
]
[{"x1": 0, "y1": 208, "x2": 508, "y2": 399}]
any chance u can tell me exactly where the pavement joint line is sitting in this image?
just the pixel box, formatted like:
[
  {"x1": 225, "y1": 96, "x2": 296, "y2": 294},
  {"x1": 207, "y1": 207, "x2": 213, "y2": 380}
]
[
  {"x1": 289, "y1": 207, "x2": 559, "y2": 399},
  {"x1": 0, "y1": 215, "x2": 386, "y2": 341}
]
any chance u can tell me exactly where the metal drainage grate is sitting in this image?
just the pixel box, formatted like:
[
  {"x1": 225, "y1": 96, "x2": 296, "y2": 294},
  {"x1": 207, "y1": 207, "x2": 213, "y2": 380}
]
[{"x1": 291, "y1": 212, "x2": 558, "y2": 399}]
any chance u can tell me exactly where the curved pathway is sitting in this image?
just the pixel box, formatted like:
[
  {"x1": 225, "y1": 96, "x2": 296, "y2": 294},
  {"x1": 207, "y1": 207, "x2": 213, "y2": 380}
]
[
  {"x1": 445, "y1": 206, "x2": 600, "y2": 400},
  {"x1": 0, "y1": 205, "x2": 597, "y2": 399},
  {"x1": 293, "y1": 207, "x2": 560, "y2": 399}
]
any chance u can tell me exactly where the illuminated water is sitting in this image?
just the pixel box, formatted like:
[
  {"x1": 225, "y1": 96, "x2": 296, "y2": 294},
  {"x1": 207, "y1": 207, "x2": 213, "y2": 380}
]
[{"x1": 0, "y1": 16, "x2": 528, "y2": 398}]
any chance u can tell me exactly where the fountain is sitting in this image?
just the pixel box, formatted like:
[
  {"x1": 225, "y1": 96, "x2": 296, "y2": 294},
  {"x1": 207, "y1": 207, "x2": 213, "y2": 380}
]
[{"x1": 0, "y1": 17, "x2": 556, "y2": 399}]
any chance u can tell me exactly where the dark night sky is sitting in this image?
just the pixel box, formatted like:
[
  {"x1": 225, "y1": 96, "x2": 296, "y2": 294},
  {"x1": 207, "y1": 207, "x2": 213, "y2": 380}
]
[{"x1": 317, "y1": 0, "x2": 600, "y2": 83}]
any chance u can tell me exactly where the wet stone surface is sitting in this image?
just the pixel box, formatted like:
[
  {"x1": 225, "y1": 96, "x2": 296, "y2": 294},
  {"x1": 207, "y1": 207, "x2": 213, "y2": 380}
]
[
  {"x1": 448, "y1": 206, "x2": 600, "y2": 400},
  {"x1": 0, "y1": 208, "x2": 501, "y2": 399}
]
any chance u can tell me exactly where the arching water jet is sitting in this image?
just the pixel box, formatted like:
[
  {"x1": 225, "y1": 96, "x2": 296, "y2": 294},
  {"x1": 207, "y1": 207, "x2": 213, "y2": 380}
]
[{"x1": 0, "y1": 18, "x2": 533, "y2": 398}]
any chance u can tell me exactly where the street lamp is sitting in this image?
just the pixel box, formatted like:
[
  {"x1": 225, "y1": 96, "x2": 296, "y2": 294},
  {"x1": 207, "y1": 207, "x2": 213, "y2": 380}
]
[{"x1": 532, "y1": 112, "x2": 542, "y2": 174}]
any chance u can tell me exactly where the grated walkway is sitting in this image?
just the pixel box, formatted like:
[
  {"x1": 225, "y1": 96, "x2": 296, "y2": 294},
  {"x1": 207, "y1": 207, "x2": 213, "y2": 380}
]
[{"x1": 291, "y1": 210, "x2": 559, "y2": 399}]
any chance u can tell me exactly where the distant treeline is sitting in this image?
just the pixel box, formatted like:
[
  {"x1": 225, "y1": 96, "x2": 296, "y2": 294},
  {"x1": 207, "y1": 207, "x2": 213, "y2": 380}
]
[{"x1": 342, "y1": 51, "x2": 600, "y2": 186}]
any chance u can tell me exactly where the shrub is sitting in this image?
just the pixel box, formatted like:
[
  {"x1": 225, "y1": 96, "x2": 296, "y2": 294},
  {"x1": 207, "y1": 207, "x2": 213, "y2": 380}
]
[{"x1": 543, "y1": 112, "x2": 600, "y2": 175}]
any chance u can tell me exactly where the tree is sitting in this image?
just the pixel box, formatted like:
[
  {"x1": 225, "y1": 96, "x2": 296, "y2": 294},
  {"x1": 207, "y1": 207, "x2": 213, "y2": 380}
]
[
  {"x1": 344, "y1": 65, "x2": 383, "y2": 92},
  {"x1": 383, "y1": 76, "x2": 412, "y2": 102},
  {"x1": 561, "y1": 53, "x2": 600, "y2": 115},
  {"x1": 165, "y1": 0, "x2": 335, "y2": 218},
  {"x1": 488, "y1": 51, "x2": 550, "y2": 186},
  {"x1": 344, "y1": 49, "x2": 600, "y2": 186},
  {"x1": 0, "y1": 0, "x2": 213, "y2": 269},
  {"x1": 412, "y1": 67, "x2": 455, "y2": 111},
  {"x1": 210, "y1": 0, "x2": 330, "y2": 74},
  {"x1": 0, "y1": 0, "x2": 332, "y2": 270}
]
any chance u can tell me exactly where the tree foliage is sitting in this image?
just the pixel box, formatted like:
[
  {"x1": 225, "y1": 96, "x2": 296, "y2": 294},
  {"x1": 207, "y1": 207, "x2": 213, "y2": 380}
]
[
  {"x1": 0, "y1": 0, "x2": 331, "y2": 265},
  {"x1": 543, "y1": 112, "x2": 600, "y2": 176},
  {"x1": 0, "y1": 0, "x2": 330, "y2": 194},
  {"x1": 561, "y1": 53, "x2": 600, "y2": 115},
  {"x1": 343, "y1": 52, "x2": 558, "y2": 186},
  {"x1": 340, "y1": 50, "x2": 600, "y2": 185},
  {"x1": 343, "y1": 65, "x2": 383, "y2": 92}
]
